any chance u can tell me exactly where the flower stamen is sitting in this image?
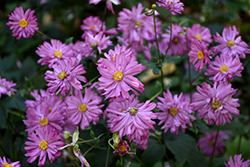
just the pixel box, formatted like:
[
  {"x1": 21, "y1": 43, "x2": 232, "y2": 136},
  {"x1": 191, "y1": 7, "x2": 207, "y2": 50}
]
[
  {"x1": 39, "y1": 117, "x2": 49, "y2": 126},
  {"x1": 169, "y1": 107, "x2": 178, "y2": 116},
  {"x1": 135, "y1": 21, "x2": 141, "y2": 27},
  {"x1": 211, "y1": 99, "x2": 221, "y2": 109},
  {"x1": 197, "y1": 51, "x2": 204, "y2": 59},
  {"x1": 3, "y1": 162, "x2": 13, "y2": 167},
  {"x1": 78, "y1": 103, "x2": 87, "y2": 112},
  {"x1": 89, "y1": 25, "x2": 96, "y2": 29},
  {"x1": 220, "y1": 65, "x2": 229, "y2": 73},
  {"x1": 227, "y1": 40, "x2": 235, "y2": 47},
  {"x1": 19, "y1": 19, "x2": 28, "y2": 28},
  {"x1": 54, "y1": 50, "x2": 62, "y2": 58},
  {"x1": 195, "y1": 34, "x2": 202, "y2": 40},
  {"x1": 58, "y1": 71, "x2": 66, "y2": 80},
  {"x1": 129, "y1": 107, "x2": 138, "y2": 115},
  {"x1": 113, "y1": 71, "x2": 123, "y2": 81},
  {"x1": 39, "y1": 140, "x2": 48, "y2": 150}
]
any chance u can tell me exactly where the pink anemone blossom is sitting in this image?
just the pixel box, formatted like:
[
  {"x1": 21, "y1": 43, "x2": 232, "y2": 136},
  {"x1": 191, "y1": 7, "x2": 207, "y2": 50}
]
[
  {"x1": 45, "y1": 58, "x2": 87, "y2": 97},
  {"x1": 0, "y1": 77, "x2": 16, "y2": 97},
  {"x1": 156, "y1": 0, "x2": 184, "y2": 15},
  {"x1": 80, "y1": 16, "x2": 117, "y2": 39},
  {"x1": 89, "y1": 0, "x2": 120, "y2": 14},
  {"x1": 106, "y1": 95, "x2": 157, "y2": 142},
  {"x1": 36, "y1": 39, "x2": 73, "y2": 68},
  {"x1": 25, "y1": 126, "x2": 65, "y2": 166},
  {"x1": 65, "y1": 87, "x2": 104, "y2": 130},
  {"x1": 192, "y1": 82, "x2": 240, "y2": 126},
  {"x1": 212, "y1": 25, "x2": 249, "y2": 58},
  {"x1": 225, "y1": 154, "x2": 250, "y2": 167},
  {"x1": 187, "y1": 23, "x2": 213, "y2": 46},
  {"x1": 97, "y1": 44, "x2": 146, "y2": 100},
  {"x1": 6, "y1": 6, "x2": 38, "y2": 39},
  {"x1": 205, "y1": 54, "x2": 243, "y2": 83},
  {"x1": 0, "y1": 156, "x2": 20, "y2": 167},
  {"x1": 198, "y1": 131, "x2": 227, "y2": 158},
  {"x1": 188, "y1": 40, "x2": 212, "y2": 72},
  {"x1": 160, "y1": 24, "x2": 187, "y2": 55},
  {"x1": 157, "y1": 89, "x2": 196, "y2": 135}
]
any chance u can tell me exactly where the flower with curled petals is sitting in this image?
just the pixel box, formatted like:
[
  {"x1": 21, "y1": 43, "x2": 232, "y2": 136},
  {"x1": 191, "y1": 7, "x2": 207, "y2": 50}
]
[
  {"x1": 187, "y1": 23, "x2": 213, "y2": 45},
  {"x1": 0, "y1": 156, "x2": 20, "y2": 167},
  {"x1": 65, "y1": 87, "x2": 104, "y2": 130},
  {"x1": 106, "y1": 95, "x2": 157, "y2": 142},
  {"x1": 156, "y1": 0, "x2": 184, "y2": 15},
  {"x1": 212, "y1": 25, "x2": 249, "y2": 58},
  {"x1": 44, "y1": 58, "x2": 87, "y2": 97},
  {"x1": 157, "y1": 89, "x2": 196, "y2": 135},
  {"x1": 97, "y1": 45, "x2": 146, "y2": 100},
  {"x1": 36, "y1": 39, "x2": 73, "y2": 68},
  {"x1": 198, "y1": 131, "x2": 227, "y2": 158},
  {"x1": 6, "y1": 6, "x2": 38, "y2": 39},
  {"x1": 225, "y1": 154, "x2": 250, "y2": 167},
  {"x1": 205, "y1": 54, "x2": 243, "y2": 83},
  {"x1": 192, "y1": 82, "x2": 240, "y2": 126},
  {"x1": 24, "y1": 126, "x2": 65, "y2": 166}
]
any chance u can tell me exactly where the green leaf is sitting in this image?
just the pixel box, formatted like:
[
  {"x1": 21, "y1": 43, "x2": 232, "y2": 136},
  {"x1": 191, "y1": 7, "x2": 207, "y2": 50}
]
[
  {"x1": 65, "y1": 37, "x2": 74, "y2": 45},
  {"x1": 165, "y1": 133, "x2": 208, "y2": 167},
  {"x1": 141, "y1": 138, "x2": 164, "y2": 167},
  {"x1": 90, "y1": 130, "x2": 95, "y2": 138},
  {"x1": 116, "y1": 160, "x2": 122, "y2": 167},
  {"x1": 153, "y1": 64, "x2": 162, "y2": 75}
]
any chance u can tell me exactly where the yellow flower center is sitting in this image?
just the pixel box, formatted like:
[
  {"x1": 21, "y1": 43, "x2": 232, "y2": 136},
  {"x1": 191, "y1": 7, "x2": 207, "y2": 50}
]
[
  {"x1": 169, "y1": 107, "x2": 178, "y2": 116},
  {"x1": 53, "y1": 50, "x2": 62, "y2": 58},
  {"x1": 129, "y1": 108, "x2": 138, "y2": 116},
  {"x1": 118, "y1": 145, "x2": 126, "y2": 152},
  {"x1": 96, "y1": 40, "x2": 99, "y2": 45},
  {"x1": 58, "y1": 71, "x2": 66, "y2": 79},
  {"x1": 135, "y1": 21, "x2": 141, "y2": 27},
  {"x1": 227, "y1": 40, "x2": 235, "y2": 47},
  {"x1": 211, "y1": 99, "x2": 221, "y2": 109},
  {"x1": 3, "y1": 162, "x2": 13, "y2": 167},
  {"x1": 19, "y1": 19, "x2": 28, "y2": 28},
  {"x1": 151, "y1": 26, "x2": 154, "y2": 30},
  {"x1": 173, "y1": 38, "x2": 179, "y2": 44},
  {"x1": 89, "y1": 25, "x2": 96, "y2": 29},
  {"x1": 39, "y1": 140, "x2": 48, "y2": 150},
  {"x1": 120, "y1": 110, "x2": 125, "y2": 113},
  {"x1": 220, "y1": 65, "x2": 229, "y2": 73},
  {"x1": 195, "y1": 34, "x2": 202, "y2": 40},
  {"x1": 208, "y1": 140, "x2": 214, "y2": 146},
  {"x1": 113, "y1": 71, "x2": 123, "y2": 81},
  {"x1": 197, "y1": 51, "x2": 204, "y2": 59},
  {"x1": 39, "y1": 117, "x2": 49, "y2": 126},
  {"x1": 78, "y1": 103, "x2": 87, "y2": 112}
]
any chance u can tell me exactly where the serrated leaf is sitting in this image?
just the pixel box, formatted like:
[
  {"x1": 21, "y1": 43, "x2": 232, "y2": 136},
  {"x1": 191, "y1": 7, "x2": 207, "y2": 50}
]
[
  {"x1": 141, "y1": 138, "x2": 164, "y2": 167},
  {"x1": 165, "y1": 133, "x2": 207, "y2": 167}
]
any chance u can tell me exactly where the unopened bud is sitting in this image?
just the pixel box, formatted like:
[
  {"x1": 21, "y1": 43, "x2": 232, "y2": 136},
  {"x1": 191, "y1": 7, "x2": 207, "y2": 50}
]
[
  {"x1": 90, "y1": 43, "x2": 96, "y2": 48},
  {"x1": 183, "y1": 27, "x2": 187, "y2": 32},
  {"x1": 63, "y1": 131, "x2": 71, "y2": 139},
  {"x1": 152, "y1": 4, "x2": 157, "y2": 9}
]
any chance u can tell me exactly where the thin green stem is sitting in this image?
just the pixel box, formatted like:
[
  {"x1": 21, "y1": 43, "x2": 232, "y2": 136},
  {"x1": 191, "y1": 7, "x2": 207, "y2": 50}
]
[
  {"x1": 185, "y1": 32, "x2": 192, "y2": 102},
  {"x1": 38, "y1": 30, "x2": 51, "y2": 40},
  {"x1": 105, "y1": 146, "x2": 110, "y2": 167},
  {"x1": 237, "y1": 135, "x2": 242, "y2": 154},
  {"x1": 82, "y1": 75, "x2": 100, "y2": 88},
  {"x1": 210, "y1": 126, "x2": 220, "y2": 167},
  {"x1": 153, "y1": 11, "x2": 161, "y2": 61},
  {"x1": 134, "y1": 154, "x2": 145, "y2": 167},
  {"x1": 160, "y1": 69, "x2": 164, "y2": 91},
  {"x1": 11, "y1": 97, "x2": 21, "y2": 118},
  {"x1": 120, "y1": 156, "x2": 123, "y2": 167},
  {"x1": 101, "y1": 5, "x2": 107, "y2": 31},
  {"x1": 83, "y1": 134, "x2": 108, "y2": 157},
  {"x1": 150, "y1": 89, "x2": 162, "y2": 101}
]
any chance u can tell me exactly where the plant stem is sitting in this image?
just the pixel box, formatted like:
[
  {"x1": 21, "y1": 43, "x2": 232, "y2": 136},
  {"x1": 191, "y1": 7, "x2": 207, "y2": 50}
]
[
  {"x1": 38, "y1": 30, "x2": 51, "y2": 40},
  {"x1": 165, "y1": 15, "x2": 172, "y2": 57},
  {"x1": 150, "y1": 89, "x2": 162, "y2": 101},
  {"x1": 210, "y1": 126, "x2": 220, "y2": 167},
  {"x1": 134, "y1": 154, "x2": 145, "y2": 167},
  {"x1": 237, "y1": 135, "x2": 242, "y2": 154},
  {"x1": 11, "y1": 97, "x2": 21, "y2": 118},
  {"x1": 185, "y1": 32, "x2": 192, "y2": 102},
  {"x1": 153, "y1": 11, "x2": 161, "y2": 61},
  {"x1": 120, "y1": 156, "x2": 123, "y2": 167},
  {"x1": 82, "y1": 75, "x2": 100, "y2": 88},
  {"x1": 105, "y1": 146, "x2": 110, "y2": 167}
]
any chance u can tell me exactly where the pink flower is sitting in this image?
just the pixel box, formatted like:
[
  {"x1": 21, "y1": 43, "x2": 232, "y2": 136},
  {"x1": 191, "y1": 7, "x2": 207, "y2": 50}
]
[
  {"x1": 45, "y1": 59, "x2": 87, "y2": 97},
  {"x1": 24, "y1": 101, "x2": 65, "y2": 134},
  {"x1": 225, "y1": 154, "x2": 250, "y2": 167},
  {"x1": 106, "y1": 95, "x2": 157, "y2": 142},
  {"x1": 157, "y1": 89, "x2": 196, "y2": 135},
  {"x1": 0, "y1": 156, "x2": 20, "y2": 167},
  {"x1": 188, "y1": 40, "x2": 212, "y2": 72},
  {"x1": 156, "y1": 0, "x2": 184, "y2": 15},
  {"x1": 25, "y1": 126, "x2": 65, "y2": 166},
  {"x1": 192, "y1": 82, "x2": 240, "y2": 126},
  {"x1": 205, "y1": 54, "x2": 243, "y2": 83},
  {"x1": 198, "y1": 131, "x2": 227, "y2": 158},
  {"x1": 113, "y1": 140, "x2": 130, "y2": 155},
  {"x1": 187, "y1": 23, "x2": 213, "y2": 45},
  {"x1": 212, "y1": 25, "x2": 249, "y2": 58},
  {"x1": 160, "y1": 24, "x2": 187, "y2": 55},
  {"x1": 36, "y1": 39, "x2": 73, "y2": 68},
  {"x1": 6, "y1": 6, "x2": 38, "y2": 39},
  {"x1": 0, "y1": 77, "x2": 17, "y2": 97},
  {"x1": 89, "y1": 0, "x2": 120, "y2": 14},
  {"x1": 97, "y1": 45, "x2": 146, "y2": 99},
  {"x1": 133, "y1": 131, "x2": 150, "y2": 150},
  {"x1": 80, "y1": 16, "x2": 117, "y2": 39},
  {"x1": 65, "y1": 88, "x2": 104, "y2": 130}
]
